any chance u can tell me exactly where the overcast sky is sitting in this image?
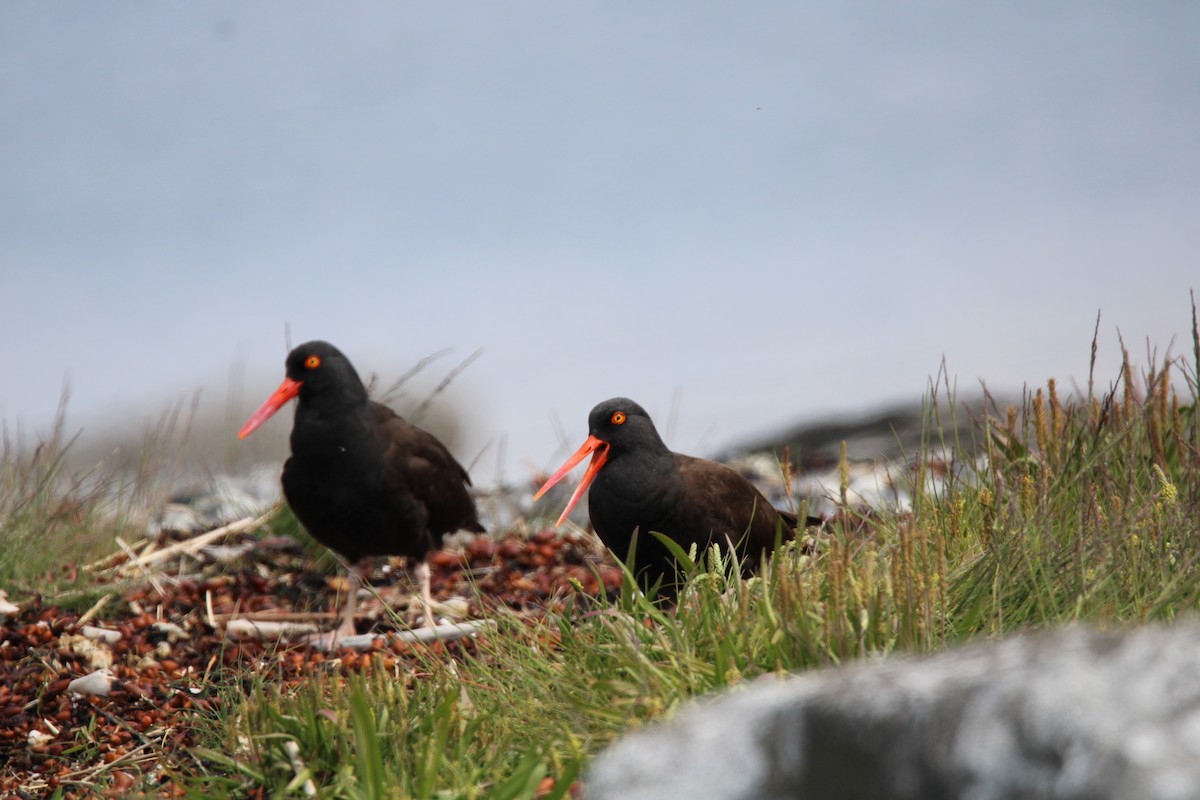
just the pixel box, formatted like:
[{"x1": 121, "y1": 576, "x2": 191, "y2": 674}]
[{"x1": 3, "y1": 3, "x2": 1198, "y2": 484}]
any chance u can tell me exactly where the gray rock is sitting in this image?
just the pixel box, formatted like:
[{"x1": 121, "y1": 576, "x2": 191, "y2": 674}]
[
  {"x1": 723, "y1": 396, "x2": 998, "y2": 467},
  {"x1": 149, "y1": 465, "x2": 281, "y2": 533},
  {"x1": 587, "y1": 624, "x2": 1200, "y2": 800}
]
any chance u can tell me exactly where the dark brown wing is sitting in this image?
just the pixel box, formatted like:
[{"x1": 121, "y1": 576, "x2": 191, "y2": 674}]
[
  {"x1": 373, "y1": 404, "x2": 485, "y2": 537},
  {"x1": 674, "y1": 455, "x2": 795, "y2": 558}
]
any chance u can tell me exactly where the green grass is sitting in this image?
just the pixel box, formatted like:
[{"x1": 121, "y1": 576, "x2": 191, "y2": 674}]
[
  {"x1": 0, "y1": 392, "x2": 204, "y2": 614},
  {"x1": 0, "y1": 397, "x2": 124, "y2": 597},
  {"x1": 5, "y1": 304, "x2": 1200, "y2": 798}
]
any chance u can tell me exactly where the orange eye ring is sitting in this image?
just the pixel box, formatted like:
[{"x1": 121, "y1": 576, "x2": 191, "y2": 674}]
[
  {"x1": 305, "y1": 355, "x2": 321, "y2": 369},
  {"x1": 611, "y1": 411, "x2": 626, "y2": 425}
]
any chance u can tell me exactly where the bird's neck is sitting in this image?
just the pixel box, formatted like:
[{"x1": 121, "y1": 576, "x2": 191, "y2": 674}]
[
  {"x1": 607, "y1": 429, "x2": 672, "y2": 466},
  {"x1": 291, "y1": 396, "x2": 373, "y2": 459},
  {"x1": 597, "y1": 444, "x2": 676, "y2": 495}
]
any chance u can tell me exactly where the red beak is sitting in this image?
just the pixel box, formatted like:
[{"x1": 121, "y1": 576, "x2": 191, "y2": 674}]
[
  {"x1": 237, "y1": 377, "x2": 302, "y2": 439},
  {"x1": 533, "y1": 434, "x2": 610, "y2": 528}
]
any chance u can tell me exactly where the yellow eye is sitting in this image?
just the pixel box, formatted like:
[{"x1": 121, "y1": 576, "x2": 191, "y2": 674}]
[
  {"x1": 305, "y1": 355, "x2": 321, "y2": 369},
  {"x1": 611, "y1": 411, "x2": 626, "y2": 425}
]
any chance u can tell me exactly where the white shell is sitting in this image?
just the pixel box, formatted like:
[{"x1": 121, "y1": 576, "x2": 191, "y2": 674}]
[{"x1": 67, "y1": 668, "x2": 117, "y2": 697}]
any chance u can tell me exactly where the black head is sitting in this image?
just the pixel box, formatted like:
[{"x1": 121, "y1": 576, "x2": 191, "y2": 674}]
[
  {"x1": 283, "y1": 341, "x2": 368, "y2": 405},
  {"x1": 586, "y1": 397, "x2": 667, "y2": 457},
  {"x1": 238, "y1": 340, "x2": 368, "y2": 439},
  {"x1": 533, "y1": 396, "x2": 671, "y2": 527}
]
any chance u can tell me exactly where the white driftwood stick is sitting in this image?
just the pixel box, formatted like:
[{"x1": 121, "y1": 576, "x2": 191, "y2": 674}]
[
  {"x1": 320, "y1": 633, "x2": 381, "y2": 651},
  {"x1": 224, "y1": 618, "x2": 319, "y2": 641},
  {"x1": 394, "y1": 619, "x2": 494, "y2": 645},
  {"x1": 205, "y1": 589, "x2": 217, "y2": 630},
  {"x1": 84, "y1": 537, "x2": 152, "y2": 572},
  {"x1": 115, "y1": 537, "x2": 166, "y2": 597},
  {"x1": 116, "y1": 514, "x2": 269, "y2": 576},
  {"x1": 307, "y1": 620, "x2": 495, "y2": 652},
  {"x1": 76, "y1": 592, "x2": 115, "y2": 628},
  {"x1": 224, "y1": 615, "x2": 492, "y2": 650}
]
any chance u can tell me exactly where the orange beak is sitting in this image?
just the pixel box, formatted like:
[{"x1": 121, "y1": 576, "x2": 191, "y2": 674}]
[
  {"x1": 237, "y1": 377, "x2": 302, "y2": 439},
  {"x1": 533, "y1": 434, "x2": 610, "y2": 528}
]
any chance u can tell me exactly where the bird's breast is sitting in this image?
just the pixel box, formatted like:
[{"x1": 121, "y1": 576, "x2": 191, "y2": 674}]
[
  {"x1": 591, "y1": 461, "x2": 665, "y2": 503},
  {"x1": 589, "y1": 459, "x2": 683, "y2": 530}
]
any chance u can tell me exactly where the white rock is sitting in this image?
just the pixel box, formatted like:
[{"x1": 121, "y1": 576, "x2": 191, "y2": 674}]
[
  {"x1": 0, "y1": 590, "x2": 19, "y2": 620},
  {"x1": 80, "y1": 625, "x2": 122, "y2": 644},
  {"x1": 151, "y1": 503, "x2": 203, "y2": 534},
  {"x1": 27, "y1": 729, "x2": 54, "y2": 748},
  {"x1": 67, "y1": 669, "x2": 117, "y2": 697}
]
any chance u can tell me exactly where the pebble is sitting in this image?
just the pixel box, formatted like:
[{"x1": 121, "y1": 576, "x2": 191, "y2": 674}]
[
  {"x1": 0, "y1": 591, "x2": 18, "y2": 620},
  {"x1": 148, "y1": 466, "x2": 281, "y2": 534},
  {"x1": 81, "y1": 625, "x2": 123, "y2": 644},
  {"x1": 67, "y1": 669, "x2": 117, "y2": 697},
  {"x1": 26, "y1": 729, "x2": 54, "y2": 748}
]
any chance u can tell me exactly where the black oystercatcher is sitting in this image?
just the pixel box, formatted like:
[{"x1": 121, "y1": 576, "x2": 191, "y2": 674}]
[
  {"x1": 238, "y1": 340, "x2": 484, "y2": 645},
  {"x1": 534, "y1": 397, "x2": 815, "y2": 594}
]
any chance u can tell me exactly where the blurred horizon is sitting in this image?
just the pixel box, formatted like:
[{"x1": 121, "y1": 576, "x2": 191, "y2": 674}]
[{"x1": 14, "y1": 314, "x2": 1197, "y2": 491}]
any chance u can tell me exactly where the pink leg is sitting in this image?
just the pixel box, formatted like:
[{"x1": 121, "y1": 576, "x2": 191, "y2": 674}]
[
  {"x1": 415, "y1": 559, "x2": 434, "y2": 623},
  {"x1": 334, "y1": 562, "x2": 363, "y2": 638},
  {"x1": 304, "y1": 562, "x2": 363, "y2": 650}
]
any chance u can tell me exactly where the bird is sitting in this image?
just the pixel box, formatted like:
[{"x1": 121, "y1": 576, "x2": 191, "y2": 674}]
[
  {"x1": 238, "y1": 340, "x2": 484, "y2": 647},
  {"x1": 534, "y1": 397, "x2": 817, "y2": 595}
]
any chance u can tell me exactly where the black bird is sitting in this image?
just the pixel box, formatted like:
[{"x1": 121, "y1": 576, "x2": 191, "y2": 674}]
[
  {"x1": 535, "y1": 397, "x2": 815, "y2": 594},
  {"x1": 239, "y1": 340, "x2": 484, "y2": 645}
]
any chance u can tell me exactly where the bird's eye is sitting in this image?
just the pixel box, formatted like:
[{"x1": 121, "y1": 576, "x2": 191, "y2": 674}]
[
  {"x1": 611, "y1": 411, "x2": 626, "y2": 425},
  {"x1": 305, "y1": 355, "x2": 321, "y2": 369}
]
